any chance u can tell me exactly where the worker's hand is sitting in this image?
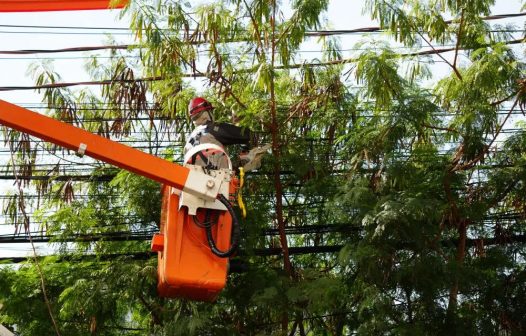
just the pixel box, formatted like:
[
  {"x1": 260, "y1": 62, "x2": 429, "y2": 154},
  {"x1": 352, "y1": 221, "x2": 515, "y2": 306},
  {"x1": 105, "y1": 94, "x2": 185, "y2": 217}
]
[{"x1": 239, "y1": 144, "x2": 271, "y2": 172}]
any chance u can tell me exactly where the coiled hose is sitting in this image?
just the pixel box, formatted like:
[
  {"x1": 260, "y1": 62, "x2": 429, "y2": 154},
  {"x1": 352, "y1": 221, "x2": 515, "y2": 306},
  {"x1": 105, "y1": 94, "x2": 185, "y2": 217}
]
[{"x1": 197, "y1": 194, "x2": 240, "y2": 258}]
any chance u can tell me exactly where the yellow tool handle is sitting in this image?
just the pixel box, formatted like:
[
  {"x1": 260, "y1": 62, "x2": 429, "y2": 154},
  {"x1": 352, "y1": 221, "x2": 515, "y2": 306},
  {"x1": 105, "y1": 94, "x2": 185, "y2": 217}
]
[{"x1": 237, "y1": 167, "x2": 247, "y2": 218}]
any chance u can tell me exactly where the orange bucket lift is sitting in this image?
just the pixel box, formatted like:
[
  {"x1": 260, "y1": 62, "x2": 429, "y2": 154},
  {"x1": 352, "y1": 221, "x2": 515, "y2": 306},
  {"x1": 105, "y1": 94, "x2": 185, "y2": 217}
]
[
  {"x1": 153, "y1": 146, "x2": 240, "y2": 301},
  {"x1": 153, "y1": 183, "x2": 235, "y2": 301},
  {"x1": 0, "y1": 100, "x2": 240, "y2": 301}
]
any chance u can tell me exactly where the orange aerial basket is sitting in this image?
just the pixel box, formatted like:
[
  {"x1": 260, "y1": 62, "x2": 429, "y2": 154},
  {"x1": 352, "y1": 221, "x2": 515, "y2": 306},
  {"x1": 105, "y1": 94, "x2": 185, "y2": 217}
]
[
  {"x1": 152, "y1": 183, "x2": 237, "y2": 301},
  {"x1": 152, "y1": 147, "x2": 240, "y2": 301}
]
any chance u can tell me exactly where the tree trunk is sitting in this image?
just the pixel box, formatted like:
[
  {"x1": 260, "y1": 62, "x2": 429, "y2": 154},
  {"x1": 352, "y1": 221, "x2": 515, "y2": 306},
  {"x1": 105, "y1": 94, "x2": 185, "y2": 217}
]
[{"x1": 447, "y1": 220, "x2": 467, "y2": 321}]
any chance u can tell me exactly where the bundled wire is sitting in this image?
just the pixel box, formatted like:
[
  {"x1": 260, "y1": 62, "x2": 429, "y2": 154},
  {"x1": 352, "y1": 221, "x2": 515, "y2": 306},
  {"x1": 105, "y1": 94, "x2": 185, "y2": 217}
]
[{"x1": 192, "y1": 194, "x2": 240, "y2": 258}]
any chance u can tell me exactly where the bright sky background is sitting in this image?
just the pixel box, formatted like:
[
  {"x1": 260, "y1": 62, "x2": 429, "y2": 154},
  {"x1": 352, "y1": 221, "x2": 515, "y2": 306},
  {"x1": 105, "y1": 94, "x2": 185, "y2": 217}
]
[{"x1": 0, "y1": 0, "x2": 524, "y2": 257}]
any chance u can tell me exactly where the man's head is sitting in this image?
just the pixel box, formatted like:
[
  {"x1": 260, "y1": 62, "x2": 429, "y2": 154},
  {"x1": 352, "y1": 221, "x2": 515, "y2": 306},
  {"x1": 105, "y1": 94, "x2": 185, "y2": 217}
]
[{"x1": 188, "y1": 97, "x2": 213, "y2": 126}]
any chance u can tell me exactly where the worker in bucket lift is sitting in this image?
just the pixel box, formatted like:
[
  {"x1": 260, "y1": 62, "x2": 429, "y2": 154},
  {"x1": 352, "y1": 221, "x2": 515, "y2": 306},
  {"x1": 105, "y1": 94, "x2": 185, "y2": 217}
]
[{"x1": 184, "y1": 97, "x2": 270, "y2": 171}]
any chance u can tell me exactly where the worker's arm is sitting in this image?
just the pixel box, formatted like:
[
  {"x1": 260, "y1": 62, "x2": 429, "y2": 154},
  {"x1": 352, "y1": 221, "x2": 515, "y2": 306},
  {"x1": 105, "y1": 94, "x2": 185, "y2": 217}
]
[
  {"x1": 206, "y1": 123, "x2": 251, "y2": 146},
  {"x1": 205, "y1": 122, "x2": 270, "y2": 171}
]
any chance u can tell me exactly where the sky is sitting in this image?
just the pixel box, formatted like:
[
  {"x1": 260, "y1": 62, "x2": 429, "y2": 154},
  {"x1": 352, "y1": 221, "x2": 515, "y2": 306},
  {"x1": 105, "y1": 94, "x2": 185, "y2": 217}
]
[{"x1": 0, "y1": 0, "x2": 524, "y2": 258}]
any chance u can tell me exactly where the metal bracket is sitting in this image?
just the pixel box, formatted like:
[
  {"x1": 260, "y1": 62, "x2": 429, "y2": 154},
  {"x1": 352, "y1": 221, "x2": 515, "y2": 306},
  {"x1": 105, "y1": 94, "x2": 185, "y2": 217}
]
[
  {"x1": 180, "y1": 165, "x2": 231, "y2": 215},
  {"x1": 77, "y1": 143, "x2": 87, "y2": 157}
]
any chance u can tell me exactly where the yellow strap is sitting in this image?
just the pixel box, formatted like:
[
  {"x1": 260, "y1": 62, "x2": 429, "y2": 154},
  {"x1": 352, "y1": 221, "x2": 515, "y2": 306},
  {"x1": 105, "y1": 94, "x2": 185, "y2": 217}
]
[{"x1": 237, "y1": 167, "x2": 247, "y2": 218}]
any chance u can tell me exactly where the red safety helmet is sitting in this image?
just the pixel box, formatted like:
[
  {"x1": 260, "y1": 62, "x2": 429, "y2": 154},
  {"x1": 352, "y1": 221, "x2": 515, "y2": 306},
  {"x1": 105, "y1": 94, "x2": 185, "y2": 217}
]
[{"x1": 188, "y1": 97, "x2": 213, "y2": 119}]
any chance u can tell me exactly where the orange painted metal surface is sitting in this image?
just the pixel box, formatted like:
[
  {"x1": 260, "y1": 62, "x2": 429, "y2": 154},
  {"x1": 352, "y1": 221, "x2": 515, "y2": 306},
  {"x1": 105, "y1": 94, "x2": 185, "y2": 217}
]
[
  {"x1": 0, "y1": 0, "x2": 127, "y2": 12},
  {"x1": 0, "y1": 99, "x2": 190, "y2": 190},
  {"x1": 155, "y1": 185, "x2": 233, "y2": 301}
]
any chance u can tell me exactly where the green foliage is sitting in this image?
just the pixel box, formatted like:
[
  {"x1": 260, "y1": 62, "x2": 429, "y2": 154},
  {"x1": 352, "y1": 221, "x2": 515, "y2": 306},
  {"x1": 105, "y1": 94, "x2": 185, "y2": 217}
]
[
  {"x1": 110, "y1": 170, "x2": 162, "y2": 226},
  {"x1": 355, "y1": 45, "x2": 405, "y2": 110},
  {"x1": 2, "y1": 0, "x2": 526, "y2": 335}
]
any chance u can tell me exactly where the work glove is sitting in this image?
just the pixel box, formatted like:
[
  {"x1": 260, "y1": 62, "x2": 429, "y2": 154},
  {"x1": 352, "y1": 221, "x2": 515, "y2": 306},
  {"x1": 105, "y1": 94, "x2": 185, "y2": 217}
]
[{"x1": 239, "y1": 144, "x2": 271, "y2": 172}]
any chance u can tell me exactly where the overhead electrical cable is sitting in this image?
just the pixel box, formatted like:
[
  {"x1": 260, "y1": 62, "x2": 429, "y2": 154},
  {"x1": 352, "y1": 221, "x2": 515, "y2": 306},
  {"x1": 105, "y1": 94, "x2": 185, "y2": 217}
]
[
  {"x1": 0, "y1": 245, "x2": 343, "y2": 264},
  {"x1": 1, "y1": 232, "x2": 526, "y2": 263},
  {"x1": 0, "y1": 11, "x2": 522, "y2": 34},
  {"x1": 0, "y1": 45, "x2": 130, "y2": 55},
  {"x1": 0, "y1": 11, "x2": 523, "y2": 54},
  {"x1": 0, "y1": 38, "x2": 523, "y2": 92},
  {"x1": 0, "y1": 24, "x2": 130, "y2": 30}
]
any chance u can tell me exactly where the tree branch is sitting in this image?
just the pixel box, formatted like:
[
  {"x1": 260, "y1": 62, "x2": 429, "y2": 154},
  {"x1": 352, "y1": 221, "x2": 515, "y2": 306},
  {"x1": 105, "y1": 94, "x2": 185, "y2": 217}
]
[
  {"x1": 452, "y1": 9, "x2": 465, "y2": 79},
  {"x1": 453, "y1": 95, "x2": 520, "y2": 172},
  {"x1": 418, "y1": 32, "x2": 462, "y2": 80}
]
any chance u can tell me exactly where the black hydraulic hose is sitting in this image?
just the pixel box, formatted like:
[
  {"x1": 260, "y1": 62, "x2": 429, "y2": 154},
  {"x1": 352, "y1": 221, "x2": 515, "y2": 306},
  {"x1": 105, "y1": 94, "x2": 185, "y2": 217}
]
[{"x1": 205, "y1": 194, "x2": 240, "y2": 258}]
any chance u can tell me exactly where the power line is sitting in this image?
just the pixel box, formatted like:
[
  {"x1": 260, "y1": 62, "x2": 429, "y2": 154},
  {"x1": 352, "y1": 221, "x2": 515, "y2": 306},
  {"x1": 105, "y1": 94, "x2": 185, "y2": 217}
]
[
  {"x1": 0, "y1": 42, "x2": 514, "y2": 61},
  {"x1": 0, "y1": 174, "x2": 115, "y2": 181},
  {"x1": 0, "y1": 246, "x2": 342, "y2": 263},
  {"x1": 305, "y1": 11, "x2": 526, "y2": 37},
  {"x1": 1, "y1": 219, "x2": 524, "y2": 244},
  {"x1": 0, "y1": 11, "x2": 522, "y2": 35},
  {"x1": 1, "y1": 37, "x2": 523, "y2": 91},
  {"x1": 0, "y1": 24, "x2": 130, "y2": 31},
  {"x1": 0, "y1": 11, "x2": 522, "y2": 55},
  {"x1": 0, "y1": 76, "x2": 162, "y2": 91},
  {"x1": 1, "y1": 232, "x2": 526, "y2": 263},
  {"x1": 0, "y1": 30, "x2": 134, "y2": 36},
  {"x1": 1, "y1": 26, "x2": 524, "y2": 37},
  {"x1": 0, "y1": 45, "x2": 130, "y2": 55},
  {"x1": 0, "y1": 45, "x2": 519, "y2": 133},
  {"x1": 0, "y1": 55, "x2": 141, "y2": 61},
  {"x1": 0, "y1": 224, "x2": 357, "y2": 242}
]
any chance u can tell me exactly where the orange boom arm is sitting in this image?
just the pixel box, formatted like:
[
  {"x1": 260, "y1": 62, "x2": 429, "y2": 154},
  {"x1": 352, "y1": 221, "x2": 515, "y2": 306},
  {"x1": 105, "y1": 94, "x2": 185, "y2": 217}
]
[
  {"x1": 0, "y1": 100, "x2": 222, "y2": 200},
  {"x1": 0, "y1": 0, "x2": 127, "y2": 12}
]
